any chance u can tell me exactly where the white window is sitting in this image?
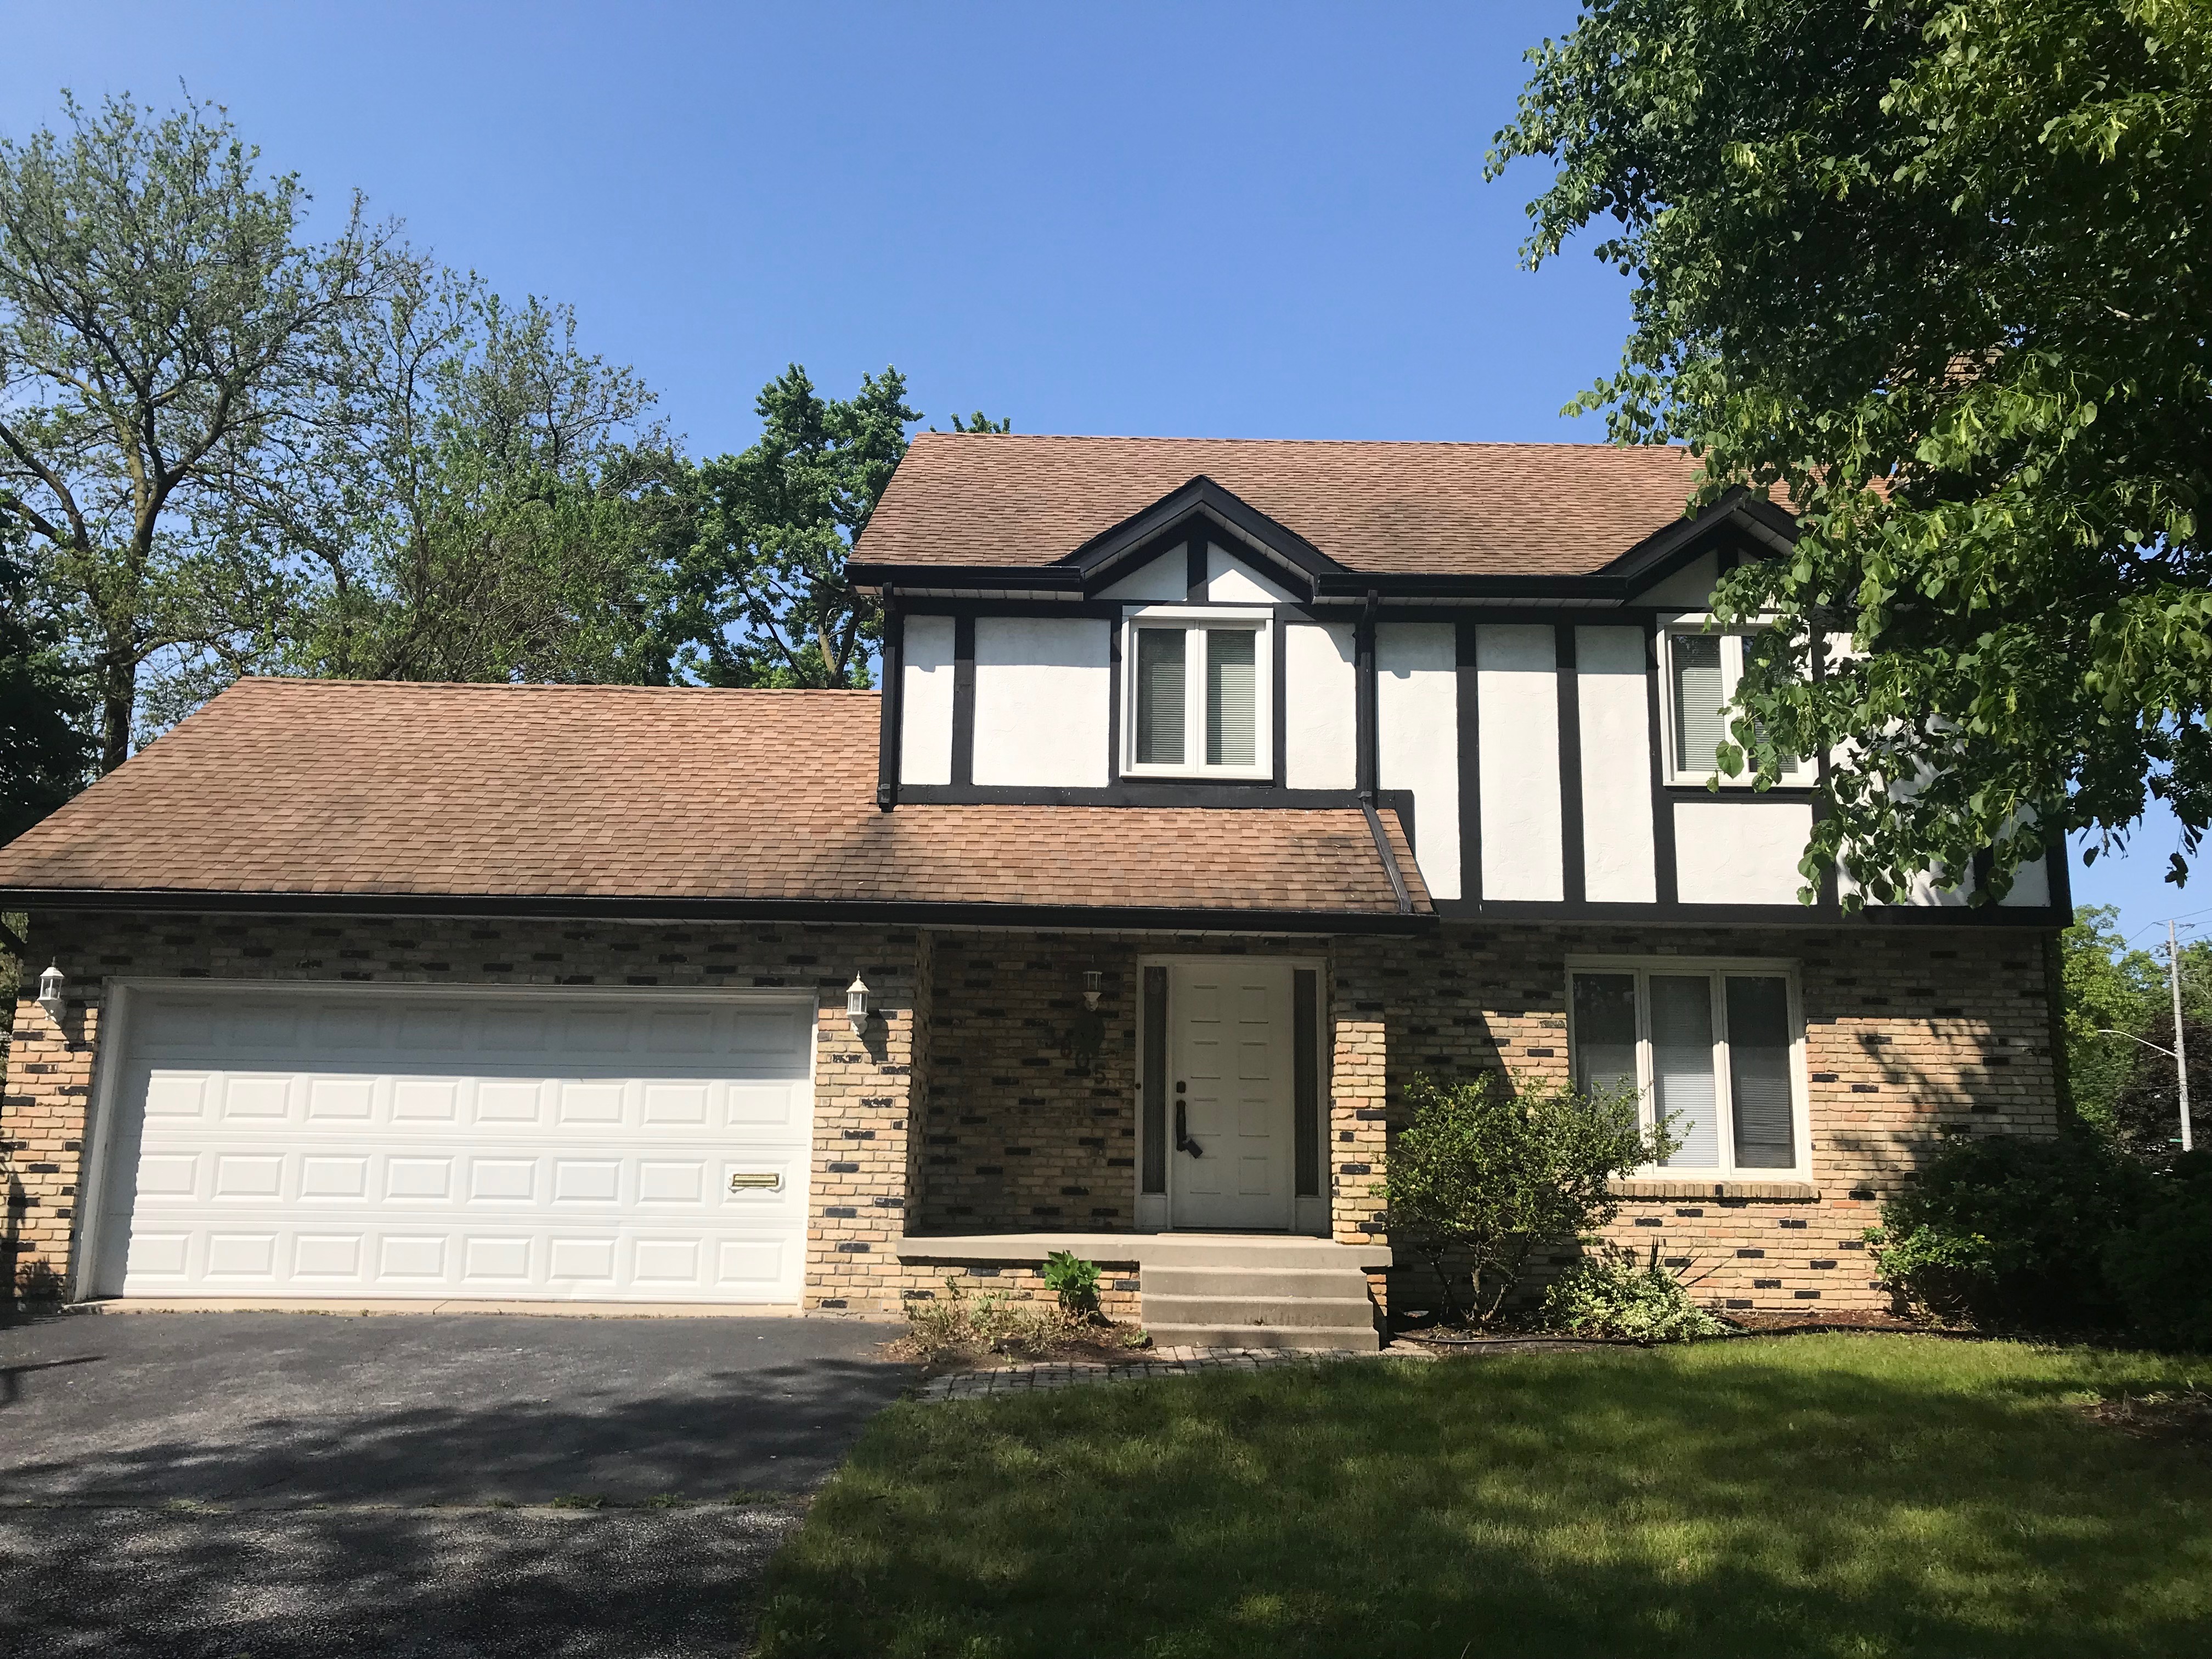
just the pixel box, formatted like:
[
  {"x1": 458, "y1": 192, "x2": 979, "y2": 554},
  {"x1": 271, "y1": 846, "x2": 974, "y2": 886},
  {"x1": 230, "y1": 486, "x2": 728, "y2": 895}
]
[
  {"x1": 1121, "y1": 607, "x2": 1272, "y2": 778},
  {"x1": 1568, "y1": 960, "x2": 1808, "y2": 1178},
  {"x1": 1660, "y1": 622, "x2": 1812, "y2": 785}
]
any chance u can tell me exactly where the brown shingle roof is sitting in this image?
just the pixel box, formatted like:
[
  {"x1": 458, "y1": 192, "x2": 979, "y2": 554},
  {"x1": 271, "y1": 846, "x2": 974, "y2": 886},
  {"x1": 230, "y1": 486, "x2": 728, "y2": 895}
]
[
  {"x1": 0, "y1": 680, "x2": 1427, "y2": 922},
  {"x1": 859, "y1": 433, "x2": 1706, "y2": 576}
]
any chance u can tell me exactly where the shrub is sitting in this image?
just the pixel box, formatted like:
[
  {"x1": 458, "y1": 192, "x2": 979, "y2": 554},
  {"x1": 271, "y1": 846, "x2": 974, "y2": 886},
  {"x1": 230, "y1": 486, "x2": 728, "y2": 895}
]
[
  {"x1": 1041, "y1": 1249, "x2": 1102, "y2": 1316},
  {"x1": 1381, "y1": 1070, "x2": 1670, "y2": 1324},
  {"x1": 2102, "y1": 1151, "x2": 2212, "y2": 1351},
  {"x1": 1867, "y1": 1133, "x2": 2145, "y2": 1327},
  {"x1": 1543, "y1": 1246, "x2": 1729, "y2": 1342}
]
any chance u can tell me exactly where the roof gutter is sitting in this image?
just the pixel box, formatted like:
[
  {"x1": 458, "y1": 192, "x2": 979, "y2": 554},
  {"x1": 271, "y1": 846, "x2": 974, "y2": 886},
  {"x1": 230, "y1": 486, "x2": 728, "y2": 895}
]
[{"x1": 0, "y1": 887, "x2": 1437, "y2": 936}]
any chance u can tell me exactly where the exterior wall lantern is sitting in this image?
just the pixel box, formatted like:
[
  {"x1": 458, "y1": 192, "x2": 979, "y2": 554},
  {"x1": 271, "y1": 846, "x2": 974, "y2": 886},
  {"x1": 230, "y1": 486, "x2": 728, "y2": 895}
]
[
  {"x1": 36, "y1": 963, "x2": 66, "y2": 1025},
  {"x1": 1082, "y1": 970, "x2": 1103, "y2": 1012},
  {"x1": 845, "y1": 975, "x2": 871, "y2": 1035}
]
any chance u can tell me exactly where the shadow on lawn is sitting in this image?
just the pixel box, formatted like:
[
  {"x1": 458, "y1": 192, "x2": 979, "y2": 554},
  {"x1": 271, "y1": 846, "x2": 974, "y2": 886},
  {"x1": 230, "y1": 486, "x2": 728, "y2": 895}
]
[{"x1": 759, "y1": 1338, "x2": 2212, "y2": 1659}]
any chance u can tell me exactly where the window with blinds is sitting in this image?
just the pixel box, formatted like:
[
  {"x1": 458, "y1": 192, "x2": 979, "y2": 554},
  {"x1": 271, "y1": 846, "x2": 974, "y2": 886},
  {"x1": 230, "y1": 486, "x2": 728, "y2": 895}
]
[
  {"x1": 1134, "y1": 628, "x2": 1186, "y2": 765},
  {"x1": 1664, "y1": 626, "x2": 1813, "y2": 783},
  {"x1": 1671, "y1": 633, "x2": 1728, "y2": 774},
  {"x1": 1125, "y1": 614, "x2": 1269, "y2": 776},
  {"x1": 1205, "y1": 629, "x2": 1256, "y2": 766},
  {"x1": 1567, "y1": 962, "x2": 1804, "y2": 1176}
]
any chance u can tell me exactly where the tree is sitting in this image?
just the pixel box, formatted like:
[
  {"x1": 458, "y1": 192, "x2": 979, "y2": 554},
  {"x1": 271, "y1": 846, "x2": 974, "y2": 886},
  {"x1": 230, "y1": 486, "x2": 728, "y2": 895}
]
[
  {"x1": 257, "y1": 263, "x2": 683, "y2": 685},
  {"x1": 1491, "y1": 1, "x2": 2212, "y2": 904},
  {"x1": 1381, "y1": 1069, "x2": 1667, "y2": 1324},
  {"x1": 0, "y1": 546, "x2": 91, "y2": 844},
  {"x1": 0, "y1": 92, "x2": 392, "y2": 770},
  {"x1": 668, "y1": 365, "x2": 923, "y2": 689},
  {"x1": 2058, "y1": 903, "x2": 2210, "y2": 1155}
]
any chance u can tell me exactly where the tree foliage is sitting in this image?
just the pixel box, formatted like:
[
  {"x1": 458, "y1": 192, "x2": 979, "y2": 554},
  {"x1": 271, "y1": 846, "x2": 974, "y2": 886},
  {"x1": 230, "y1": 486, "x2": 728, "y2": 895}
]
[
  {"x1": 667, "y1": 365, "x2": 924, "y2": 689},
  {"x1": 0, "y1": 546, "x2": 90, "y2": 844},
  {"x1": 1492, "y1": 0, "x2": 2212, "y2": 904},
  {"x1": 255, "y1": 263, "x2": 685, "y2": 687},
  {"x1": 1381, "y1": 1069, "x2": 1668, "y2": 1324},
  {"x1": 2060, "y1": 903, "x2": 2210, "y2": 1154},
  {"x1": 0, "y1": 91, "x2": 393, "y2": 770}
]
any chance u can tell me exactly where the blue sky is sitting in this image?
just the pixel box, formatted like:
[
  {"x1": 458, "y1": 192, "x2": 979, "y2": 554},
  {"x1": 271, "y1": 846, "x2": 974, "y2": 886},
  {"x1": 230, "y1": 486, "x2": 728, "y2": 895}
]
[{"x1": 4, "y1": 1, "x2": 2197, "y2": 941}]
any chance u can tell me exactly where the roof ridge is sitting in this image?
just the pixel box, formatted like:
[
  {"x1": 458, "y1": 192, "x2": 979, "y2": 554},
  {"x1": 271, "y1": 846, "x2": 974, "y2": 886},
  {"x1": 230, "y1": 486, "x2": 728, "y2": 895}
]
[
  {"x1": 224, "y1": 678, "x2": 880, "y2": 697},
  {"x1": 909, "y1": 431, "x2": 1691, "y2": 453}
]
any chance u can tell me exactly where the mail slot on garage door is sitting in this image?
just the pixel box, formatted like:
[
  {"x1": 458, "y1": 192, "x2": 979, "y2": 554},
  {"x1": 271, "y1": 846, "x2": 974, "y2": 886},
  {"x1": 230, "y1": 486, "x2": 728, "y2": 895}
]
[{"x1": 729, "y1": 1170, "x2": 783, "y2": 1192}]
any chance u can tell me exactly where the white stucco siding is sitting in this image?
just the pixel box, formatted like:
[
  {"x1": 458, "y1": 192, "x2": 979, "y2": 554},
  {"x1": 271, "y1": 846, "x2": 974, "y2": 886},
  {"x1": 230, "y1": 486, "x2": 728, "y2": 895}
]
[
  {"x1": 1378, "y1": 623, "x2": 1460, "y2": 901},
  {"x1": 1999, "y1": 855, "x2": 2051, "y2": 907},
  {"x1": 1097, "y1": 551, "x2": 1187, "y2": 602},
  {"x1": 899, "y1": 614, "x2": 955, "y2": 786},
  {"x1": 1283, "y1": 622, "x2": 1356, "y2": 789},
  {"x1": 971, "y1": 617, "x2": 1111, "y2": 787},
  {"x1": 1575, "y1": 626, "x2": 1657, "y2": 902},
  {"x1": 1204, "y1": 544, "x2": 1297, "y2": 604},
  {"x1": 1639, "y1": 549, "x2": 1720, "y2": 609},
  {"x1": 1674, "y1": 800, "x2": 1814, "y2": 904},
  {"x1": 1475, "y1": 624, "x2": 1562, "y2": 901}
]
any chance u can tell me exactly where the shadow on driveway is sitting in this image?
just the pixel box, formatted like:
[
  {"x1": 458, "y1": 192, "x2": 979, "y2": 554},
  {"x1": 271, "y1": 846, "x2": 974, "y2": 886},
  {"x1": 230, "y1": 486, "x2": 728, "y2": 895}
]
[{"x1": 0, "y1": 1310, "x2": 912, "y2": 1656}]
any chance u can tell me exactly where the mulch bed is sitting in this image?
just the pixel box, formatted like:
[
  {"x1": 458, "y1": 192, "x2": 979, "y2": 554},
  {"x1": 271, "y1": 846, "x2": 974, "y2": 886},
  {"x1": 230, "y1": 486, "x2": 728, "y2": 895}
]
[
  {"x1": 888, "y1": 1323, "x2": 1154, "y2": 1380},
  {"x1": 1389, "y1": 1304, "x2": 1932, "y2": 1352},
  {"x1": 2079, "y1": 1389, "x2": 2212, "y2": 1446}
]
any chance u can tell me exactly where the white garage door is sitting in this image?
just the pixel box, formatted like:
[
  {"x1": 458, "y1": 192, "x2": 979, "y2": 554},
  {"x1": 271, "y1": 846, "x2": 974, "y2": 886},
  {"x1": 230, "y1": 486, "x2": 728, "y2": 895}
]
[{"x1": 89, "y1": 988, "x2": 815, "y2": 1305}]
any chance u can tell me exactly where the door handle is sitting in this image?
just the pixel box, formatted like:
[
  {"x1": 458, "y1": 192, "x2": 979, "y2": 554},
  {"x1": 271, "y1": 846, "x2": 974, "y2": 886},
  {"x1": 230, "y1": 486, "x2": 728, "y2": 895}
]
[{"x1": 1175, "y1": 1101, "x2": 1203, "y2": 1158}]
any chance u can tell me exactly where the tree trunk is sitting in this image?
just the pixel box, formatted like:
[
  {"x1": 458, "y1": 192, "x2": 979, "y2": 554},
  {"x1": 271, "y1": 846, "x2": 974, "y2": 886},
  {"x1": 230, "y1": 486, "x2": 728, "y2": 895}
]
[{"x1": 97, "y1": 653, "x2": 136, "y2": 774}]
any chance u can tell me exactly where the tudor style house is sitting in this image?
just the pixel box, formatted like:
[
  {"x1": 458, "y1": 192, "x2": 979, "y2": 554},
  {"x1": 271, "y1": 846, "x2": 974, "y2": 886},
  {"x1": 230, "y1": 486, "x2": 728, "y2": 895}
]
[{"x1": 0, "y1": 436, "x2": 2066, "y2": 1346}]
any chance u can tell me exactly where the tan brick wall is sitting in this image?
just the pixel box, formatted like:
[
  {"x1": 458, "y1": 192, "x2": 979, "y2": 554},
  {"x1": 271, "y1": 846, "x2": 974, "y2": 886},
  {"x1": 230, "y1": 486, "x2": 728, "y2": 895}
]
[
  {"x1": 2, "y1": 907, "x2": 2060, "y2": 1324},
  {"x1": 0, "y1": 911, "x2": 922, "y2": 1311},
  {"x1": 1338, "y1": 921, "x2": 2063, "y2": 1315}
]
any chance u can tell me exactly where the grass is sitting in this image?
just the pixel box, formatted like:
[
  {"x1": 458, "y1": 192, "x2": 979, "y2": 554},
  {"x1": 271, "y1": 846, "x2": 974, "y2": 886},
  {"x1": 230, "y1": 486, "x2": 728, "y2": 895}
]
[{"x1": 755, "y1": 1334, "x2": 2212, "y2": 1658}]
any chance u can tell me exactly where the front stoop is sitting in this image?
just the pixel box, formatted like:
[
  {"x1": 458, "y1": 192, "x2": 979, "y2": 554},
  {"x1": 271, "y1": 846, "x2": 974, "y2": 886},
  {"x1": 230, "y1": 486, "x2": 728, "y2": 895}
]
[{"x1": 1142, "y1": 1263, "x2": 1380, "y2": 1352}]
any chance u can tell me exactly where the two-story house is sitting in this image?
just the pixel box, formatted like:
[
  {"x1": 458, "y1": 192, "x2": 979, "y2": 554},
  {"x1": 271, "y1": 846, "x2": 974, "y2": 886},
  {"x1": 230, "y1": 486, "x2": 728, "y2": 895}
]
[{"x1": 0, "y1": 435, "x2": 2066, "y2": 1345}]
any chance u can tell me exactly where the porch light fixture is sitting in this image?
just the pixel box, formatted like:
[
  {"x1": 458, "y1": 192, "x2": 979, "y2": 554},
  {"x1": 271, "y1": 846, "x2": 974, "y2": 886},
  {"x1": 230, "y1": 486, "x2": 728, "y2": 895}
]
[
  {"x1": 1082, "y1": 970, "x2": 1103, "y2": 1012},
  {"x1": 36, "y1": 963, "x2": 65, "y2": 1025},
  {"x1": 845, "y1": 975, "x2": 871, "y2": 1035}
]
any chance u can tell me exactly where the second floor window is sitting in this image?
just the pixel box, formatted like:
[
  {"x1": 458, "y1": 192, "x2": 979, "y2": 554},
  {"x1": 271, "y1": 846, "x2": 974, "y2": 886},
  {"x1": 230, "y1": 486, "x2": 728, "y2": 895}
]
[
  {"x1": 1662, "y1": 624, "x2": 1813, "y2": 785},
  {"x1": 1124, "y1": 608, "x2": 1271, "y2": 778}
]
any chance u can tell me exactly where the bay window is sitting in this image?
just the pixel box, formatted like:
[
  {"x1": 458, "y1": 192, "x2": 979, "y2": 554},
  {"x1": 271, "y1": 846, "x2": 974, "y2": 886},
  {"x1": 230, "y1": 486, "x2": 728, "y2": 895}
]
[
  {"x1": 1568, "y1": 960, "x2": 1807, "y2": 1177},
  {"x1": 1123, "y1": 608, "x2": 1272, "y2": 778}
]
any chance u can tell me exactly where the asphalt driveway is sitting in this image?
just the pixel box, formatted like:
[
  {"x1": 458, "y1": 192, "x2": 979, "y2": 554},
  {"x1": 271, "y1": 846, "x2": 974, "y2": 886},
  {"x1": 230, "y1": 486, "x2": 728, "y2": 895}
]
[{"x1": 0, "y1": 1309, "x2": 911, "y2": 1657}]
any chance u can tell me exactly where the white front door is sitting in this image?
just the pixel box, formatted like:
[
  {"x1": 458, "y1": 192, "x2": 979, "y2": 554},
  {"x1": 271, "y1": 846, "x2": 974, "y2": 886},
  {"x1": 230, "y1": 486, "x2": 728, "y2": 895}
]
[
  {"x1": 89, "y1": 987, "x2": 815, "y2": 1305},
  {"x1": 1169, "y1": 962, "x2": 1295, "y2": 1230}
]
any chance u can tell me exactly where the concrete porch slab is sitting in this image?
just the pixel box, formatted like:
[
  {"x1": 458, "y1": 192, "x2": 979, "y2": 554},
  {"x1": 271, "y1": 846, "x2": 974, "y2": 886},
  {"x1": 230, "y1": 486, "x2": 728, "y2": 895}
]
[{"x1": 893, "y1": 1232, "x2": 1391, "y2": 1271}]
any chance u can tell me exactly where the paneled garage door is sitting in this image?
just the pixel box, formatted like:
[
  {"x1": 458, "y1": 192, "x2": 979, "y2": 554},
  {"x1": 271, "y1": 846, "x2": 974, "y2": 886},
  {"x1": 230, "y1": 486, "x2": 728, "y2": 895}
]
[{"x1": 88, "y1": 988, "x2": 815, "y2": 1305}]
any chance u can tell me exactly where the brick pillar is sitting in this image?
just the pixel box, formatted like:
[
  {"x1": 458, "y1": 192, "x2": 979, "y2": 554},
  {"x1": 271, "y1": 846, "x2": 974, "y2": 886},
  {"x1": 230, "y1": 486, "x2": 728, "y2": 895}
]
[
  {"x1": 1328, "y1": 948, "x2": 1388, "y2": 1313},
  {"x1": 3, "y1": 995, "x2": 98, "y2": 1302}
]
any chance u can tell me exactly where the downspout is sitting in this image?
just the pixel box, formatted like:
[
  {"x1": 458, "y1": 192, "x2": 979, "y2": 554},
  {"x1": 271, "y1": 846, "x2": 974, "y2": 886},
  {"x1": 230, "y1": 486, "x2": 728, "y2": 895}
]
[{"x1": 1363, "y1": 803, "x2": 1413, "y2": 916}]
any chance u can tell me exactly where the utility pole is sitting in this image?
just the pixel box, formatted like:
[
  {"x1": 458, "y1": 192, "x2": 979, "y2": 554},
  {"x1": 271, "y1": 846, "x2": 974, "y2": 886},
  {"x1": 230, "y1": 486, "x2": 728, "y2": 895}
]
[{"x1": 2171, "y1": 920, "x2": 2193, "y2": 1154}]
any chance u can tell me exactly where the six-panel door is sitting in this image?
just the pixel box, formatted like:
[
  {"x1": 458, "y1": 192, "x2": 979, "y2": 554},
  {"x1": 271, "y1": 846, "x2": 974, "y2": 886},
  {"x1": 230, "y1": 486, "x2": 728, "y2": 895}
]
[
  {"x1": 1169, "y1": 962, "x2": 1296, "y2": 1229},
  {"x1": 91, "y1": 989, "x2": 815, "y2": 1304}
]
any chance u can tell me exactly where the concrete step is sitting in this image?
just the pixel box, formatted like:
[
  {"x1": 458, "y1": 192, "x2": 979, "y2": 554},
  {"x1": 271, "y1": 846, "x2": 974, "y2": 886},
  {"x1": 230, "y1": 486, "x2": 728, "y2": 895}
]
[
  {"x1": 1144, "y1": 1266, "x2": 1372, "y2": 1300},
  {"x1": 1121, "y1": 1239, "x2": 1377, "y2": 1271},
  {"x1": 1147, "y1": 1323, "x2": 1382, "y2": 1352},
  {"x1": 1142, "y1": 1293, "x2": 1377, "y2": 1329}
]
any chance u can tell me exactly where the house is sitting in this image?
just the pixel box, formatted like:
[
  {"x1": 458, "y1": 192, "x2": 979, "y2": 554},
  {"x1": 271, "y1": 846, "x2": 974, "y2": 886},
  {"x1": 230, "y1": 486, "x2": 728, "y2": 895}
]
[{"x1": 0, "y1": 435, "x2": 2066, "y2": 1345}]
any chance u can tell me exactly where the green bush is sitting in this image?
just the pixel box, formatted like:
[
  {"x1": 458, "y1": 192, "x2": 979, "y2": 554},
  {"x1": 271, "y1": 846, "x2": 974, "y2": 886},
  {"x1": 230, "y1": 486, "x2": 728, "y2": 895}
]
[
  {"x1": 1868, "y1": 1134, "x2": 2145, "y2": 1328},
  {"x1": 1041, "y1": 1249, "x2": 1102, "y2": 1316},
  {"x1": 2103, "y1": 1152, "x2": 2212, "y2": 1351},
  {"x1": 1542, "y1": 1247, "x2": 1729, "y2": 1342},
  {"x1": 1381, "y1": 1070, "x2": 1670, "y2": 1325}
]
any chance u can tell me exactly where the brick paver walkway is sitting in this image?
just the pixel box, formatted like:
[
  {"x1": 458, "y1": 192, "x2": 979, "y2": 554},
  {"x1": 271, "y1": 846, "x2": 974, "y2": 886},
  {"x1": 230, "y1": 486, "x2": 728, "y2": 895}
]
[{"x1": 913, "y1": 1343, "x2": 1428, "y2": 1401}]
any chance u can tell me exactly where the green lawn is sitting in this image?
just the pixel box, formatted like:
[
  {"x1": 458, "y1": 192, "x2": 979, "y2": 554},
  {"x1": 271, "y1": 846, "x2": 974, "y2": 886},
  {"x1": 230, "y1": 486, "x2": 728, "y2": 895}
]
[{"x1": 756, "y1": 1335, "x2": 2212, "y2": 1658}]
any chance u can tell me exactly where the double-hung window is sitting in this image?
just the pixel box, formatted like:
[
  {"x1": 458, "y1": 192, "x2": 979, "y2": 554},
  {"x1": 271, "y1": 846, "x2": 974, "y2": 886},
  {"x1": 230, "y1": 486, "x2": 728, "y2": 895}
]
[
  {"x1": 1122, "y1": 607, "x2": 1272, "y2": 778},
  {"x1": 1660, "y1": 621, "x2": 1812, "y2": 785},
  {"x1": 1568, "y1": 961, "x2": 1807, "y2": 1178}
]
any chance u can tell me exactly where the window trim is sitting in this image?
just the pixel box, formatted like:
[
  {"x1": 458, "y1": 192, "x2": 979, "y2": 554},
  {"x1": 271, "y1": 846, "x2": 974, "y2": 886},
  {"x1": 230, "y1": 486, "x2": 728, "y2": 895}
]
[
  {"x1": 1119, "y1": 605, "x2": 1274, "y2": 780},
  {"x1": 1564, "y1": 955, "x2": 1812, "y2": 1181},
  {"x1": 1657, "y1": 614, "x2": 1812, "y2": 787}
]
